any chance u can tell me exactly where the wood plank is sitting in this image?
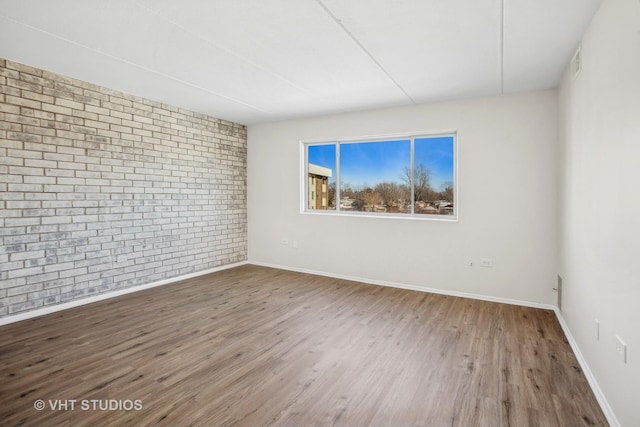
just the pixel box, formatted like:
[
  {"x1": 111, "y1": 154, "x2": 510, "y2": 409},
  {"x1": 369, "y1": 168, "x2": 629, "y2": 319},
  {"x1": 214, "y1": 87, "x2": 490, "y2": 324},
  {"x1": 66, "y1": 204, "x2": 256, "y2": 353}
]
[{"x1": 0, "y1": 265, "x2": 608, "y2": 426}]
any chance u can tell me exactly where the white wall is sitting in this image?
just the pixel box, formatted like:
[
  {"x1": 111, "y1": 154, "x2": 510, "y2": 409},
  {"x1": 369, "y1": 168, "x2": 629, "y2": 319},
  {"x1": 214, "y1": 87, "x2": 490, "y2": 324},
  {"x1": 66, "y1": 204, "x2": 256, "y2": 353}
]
[
  {"x1": 557, "y1": 0, "x2": 640, "y2": 425},
  {"x1": 248, "y1": 91, "x2": 558, "y2": 305}
]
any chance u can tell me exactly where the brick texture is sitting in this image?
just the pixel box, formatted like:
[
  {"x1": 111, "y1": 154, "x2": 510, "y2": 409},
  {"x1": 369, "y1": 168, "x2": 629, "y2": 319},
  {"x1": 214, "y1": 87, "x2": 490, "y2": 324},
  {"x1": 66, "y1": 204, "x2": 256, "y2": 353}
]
[{"x1": 0, "y1": 59, "x2": 247, "y2": 317}]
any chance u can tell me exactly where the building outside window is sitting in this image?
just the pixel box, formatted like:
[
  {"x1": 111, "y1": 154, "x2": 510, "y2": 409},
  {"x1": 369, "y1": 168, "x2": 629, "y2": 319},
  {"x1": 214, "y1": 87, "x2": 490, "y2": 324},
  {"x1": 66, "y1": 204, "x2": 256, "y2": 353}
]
[{"x1": 307, "y1": 163, "x2": 332, "y2": 210}]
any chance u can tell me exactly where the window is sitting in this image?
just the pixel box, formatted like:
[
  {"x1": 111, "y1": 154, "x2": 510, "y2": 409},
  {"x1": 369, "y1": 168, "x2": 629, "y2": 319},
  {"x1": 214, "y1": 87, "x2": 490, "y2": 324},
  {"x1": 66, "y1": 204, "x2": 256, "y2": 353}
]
[{"x1": 303, "y1": 133, "x2": 456, "y2": 219}]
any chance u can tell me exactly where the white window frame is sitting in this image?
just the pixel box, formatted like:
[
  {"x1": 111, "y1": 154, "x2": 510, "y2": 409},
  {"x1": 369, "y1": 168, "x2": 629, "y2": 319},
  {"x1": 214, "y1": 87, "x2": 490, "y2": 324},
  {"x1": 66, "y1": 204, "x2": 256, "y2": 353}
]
[{"x1": 301, "y1": 131, "x2": 458, "y2": 221}]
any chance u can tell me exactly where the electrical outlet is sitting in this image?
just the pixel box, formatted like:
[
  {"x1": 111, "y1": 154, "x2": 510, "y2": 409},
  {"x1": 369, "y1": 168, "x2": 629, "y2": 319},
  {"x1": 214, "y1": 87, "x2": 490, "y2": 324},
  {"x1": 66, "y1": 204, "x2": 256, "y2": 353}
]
[
  {"x1": 292, "y1": 240, "x2": 298, "y2": 249},
  {"x1": 480, "y1": 258, "x2": 494, "y2": 268},
  {"x1": 595, "y1": 319, "x2": 600, "y2": 340},
  {"x1": 615, "y1": 335, "x2": 627, "y2": 364}
]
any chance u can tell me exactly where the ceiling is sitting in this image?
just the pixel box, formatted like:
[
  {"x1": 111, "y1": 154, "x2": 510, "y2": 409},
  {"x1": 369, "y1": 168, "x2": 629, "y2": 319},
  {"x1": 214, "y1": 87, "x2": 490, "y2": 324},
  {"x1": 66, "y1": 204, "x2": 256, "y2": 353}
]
[{"x1": 0, "y1": 0, "x2": 601, "y2": 125}]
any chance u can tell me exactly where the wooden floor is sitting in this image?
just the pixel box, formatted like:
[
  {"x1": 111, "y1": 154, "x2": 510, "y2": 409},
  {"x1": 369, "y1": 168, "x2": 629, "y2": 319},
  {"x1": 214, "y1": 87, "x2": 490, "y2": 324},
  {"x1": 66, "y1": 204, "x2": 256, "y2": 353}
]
[{"x1": 0, "y1": 265, "x2": 607, "y2": 426}]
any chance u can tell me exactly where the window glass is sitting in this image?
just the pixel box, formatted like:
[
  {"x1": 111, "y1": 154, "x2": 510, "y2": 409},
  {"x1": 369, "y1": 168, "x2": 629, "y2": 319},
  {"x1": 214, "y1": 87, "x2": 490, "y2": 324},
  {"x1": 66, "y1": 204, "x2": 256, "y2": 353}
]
[
  {"x1": 307, "y1": 144, "x2": 336, "y2": 210},
  {"x1": 339, "y1": 140, "x2": 410, "y2": 213},
  {"x1": 304, "y1": 134, "x2": 456, "y2": 219},
  {"x1": 414, "y1": 136, "x2": 455, "y2": 215}
]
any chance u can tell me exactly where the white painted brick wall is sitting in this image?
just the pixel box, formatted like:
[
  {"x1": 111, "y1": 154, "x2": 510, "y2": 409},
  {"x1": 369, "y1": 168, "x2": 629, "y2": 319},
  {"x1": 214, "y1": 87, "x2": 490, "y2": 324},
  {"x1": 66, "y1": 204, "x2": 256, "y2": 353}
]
[{"x1": 0, "y1": 58, "x2": 247, "y2": 316}]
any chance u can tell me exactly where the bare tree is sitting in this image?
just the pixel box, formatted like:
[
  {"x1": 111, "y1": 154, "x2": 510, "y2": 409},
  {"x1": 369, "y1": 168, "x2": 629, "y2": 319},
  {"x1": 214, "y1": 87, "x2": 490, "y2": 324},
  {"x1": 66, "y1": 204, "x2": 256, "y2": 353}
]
[
  {"x1": 401, "y1": 164, "x2": 432, "y2": 202},
  {"x1": 327, "y1": 182, "x2": 336, "y2": 208},
  {"x1": 362, "y1": 188, "x2": 382, "y2": 212},
  {"x1": 340, "y1": 182, "x2": 357, "y2": 199},
  {"x1": 374, "y1": 182, "x2": 406, "y2": 207},
  {"x1": 440, "y1": 182, "x2": 454, "y2": 202}
]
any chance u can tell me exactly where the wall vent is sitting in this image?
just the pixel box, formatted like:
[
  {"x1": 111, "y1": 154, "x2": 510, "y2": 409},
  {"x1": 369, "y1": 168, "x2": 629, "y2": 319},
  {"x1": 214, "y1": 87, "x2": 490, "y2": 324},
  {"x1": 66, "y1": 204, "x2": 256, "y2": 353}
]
[{"x1": 571, "y1": 45, "x2": 582, "y2": 78}]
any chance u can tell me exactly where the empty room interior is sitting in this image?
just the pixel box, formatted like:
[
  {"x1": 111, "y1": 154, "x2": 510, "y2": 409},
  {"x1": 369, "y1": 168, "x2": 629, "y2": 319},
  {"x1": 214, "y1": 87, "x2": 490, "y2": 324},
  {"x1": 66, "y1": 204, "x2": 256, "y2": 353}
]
[{"x1": 0, "y1": 0, "x2": 638, "y2": 426}]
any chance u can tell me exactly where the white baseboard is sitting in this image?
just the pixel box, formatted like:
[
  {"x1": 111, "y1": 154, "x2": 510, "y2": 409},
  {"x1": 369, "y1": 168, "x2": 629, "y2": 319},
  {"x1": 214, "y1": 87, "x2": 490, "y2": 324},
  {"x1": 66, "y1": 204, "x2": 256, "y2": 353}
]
[
  {"x1": 251, "y1": 261, "x2": 619, "y2": 426},
  {"x1": 249, "y1": 261, "x2": 556, "y2": 310},
  {"x1": 0, "y1": 261, "x2": 248, "y2": 326},
  {"x1": 553, "y1": 308, "x2": 620, "y2": 427},
  {"x1": 1, "y1": 259, "x2": 618, "y2": 425}
]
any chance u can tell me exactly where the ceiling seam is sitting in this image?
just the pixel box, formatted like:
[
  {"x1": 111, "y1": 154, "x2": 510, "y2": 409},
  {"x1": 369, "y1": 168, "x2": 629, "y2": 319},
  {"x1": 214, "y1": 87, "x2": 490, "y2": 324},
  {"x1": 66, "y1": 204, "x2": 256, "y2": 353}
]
[
  {"x1": 314, "y1": 0, "x2": 416, "y2": 104},
  {"x1": 500, "y1": 0, "x2": 505, "y2": 94},
  {"x1": 0, "y1": 13, "x2": 269, "y2": 114},
  {"x1": 133, "y1": 0, "x2": 318, "y2": 99}
]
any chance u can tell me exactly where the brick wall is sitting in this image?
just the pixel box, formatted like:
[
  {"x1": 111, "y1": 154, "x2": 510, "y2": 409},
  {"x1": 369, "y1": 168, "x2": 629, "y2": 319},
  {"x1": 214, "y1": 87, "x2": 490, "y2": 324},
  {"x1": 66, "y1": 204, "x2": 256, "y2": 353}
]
[{"x1": 0, "y1": 59, "x2": 247, "y2": 317}]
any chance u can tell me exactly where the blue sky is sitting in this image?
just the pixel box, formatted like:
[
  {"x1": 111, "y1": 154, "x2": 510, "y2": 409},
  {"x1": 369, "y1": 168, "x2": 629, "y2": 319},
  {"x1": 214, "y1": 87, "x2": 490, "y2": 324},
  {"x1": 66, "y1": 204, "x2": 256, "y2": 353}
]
[
  {"x1": 415, "y1": 136, "x2": 455, "y2": 189},
  {"x1": 308, "y1": 136, "x2": 454, "y2": 190}
]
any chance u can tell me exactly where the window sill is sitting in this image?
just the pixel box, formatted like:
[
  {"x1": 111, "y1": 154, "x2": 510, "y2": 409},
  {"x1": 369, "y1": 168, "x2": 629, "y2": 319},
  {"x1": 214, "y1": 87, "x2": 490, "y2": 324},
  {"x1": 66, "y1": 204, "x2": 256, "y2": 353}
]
[{"x1": 301, "y1": 210, "x2": 458, "y2": 222}]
